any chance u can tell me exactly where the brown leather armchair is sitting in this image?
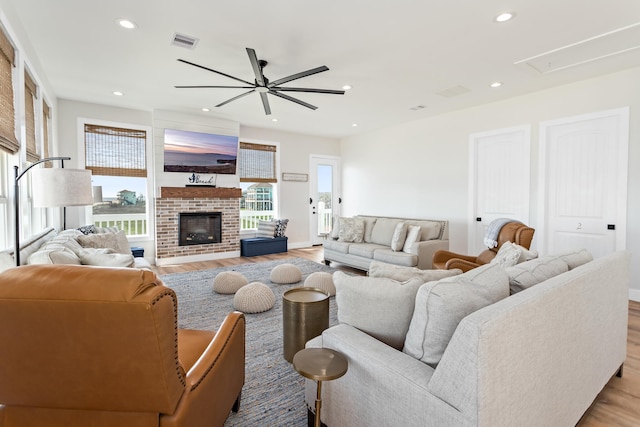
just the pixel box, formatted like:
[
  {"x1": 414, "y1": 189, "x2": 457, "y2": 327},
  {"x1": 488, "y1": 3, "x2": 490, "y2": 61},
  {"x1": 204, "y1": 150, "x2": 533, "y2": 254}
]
[
  {"x1": 0, "y1": 264, "x2": 245, "y2": 427},
  {"x1": 432, "y1": 222, "x2": 535, "y2": 272}
]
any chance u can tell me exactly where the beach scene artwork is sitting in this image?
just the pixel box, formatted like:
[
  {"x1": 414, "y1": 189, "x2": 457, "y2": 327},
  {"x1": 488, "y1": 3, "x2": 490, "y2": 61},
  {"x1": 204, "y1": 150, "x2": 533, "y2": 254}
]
[{"x1": 164, "y1": 128, "x2": 239, "y2": 174}]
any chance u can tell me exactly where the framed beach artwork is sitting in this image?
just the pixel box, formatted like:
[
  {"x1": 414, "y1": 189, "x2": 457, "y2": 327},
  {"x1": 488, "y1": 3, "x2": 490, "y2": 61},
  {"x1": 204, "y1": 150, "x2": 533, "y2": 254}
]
[{"x1": 163, "y1": 128, "x2": 239, "y2": 174}]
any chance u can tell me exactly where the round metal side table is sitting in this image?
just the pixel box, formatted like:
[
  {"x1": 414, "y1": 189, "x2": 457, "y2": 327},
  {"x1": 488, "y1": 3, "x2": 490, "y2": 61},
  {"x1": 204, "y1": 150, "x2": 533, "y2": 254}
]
[
  {"x1": 293, "y1": 347, "x2": 348, "y2": 427},
  {"x1": 282, "y1": 287, "x2": 329, "y2": 362}
]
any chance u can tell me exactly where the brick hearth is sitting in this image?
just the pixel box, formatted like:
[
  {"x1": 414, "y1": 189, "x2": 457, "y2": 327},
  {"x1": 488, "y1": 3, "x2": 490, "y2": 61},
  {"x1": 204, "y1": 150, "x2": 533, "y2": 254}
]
[{"x1": 155, "y1": 187, "x2": 241, "y2": 261}]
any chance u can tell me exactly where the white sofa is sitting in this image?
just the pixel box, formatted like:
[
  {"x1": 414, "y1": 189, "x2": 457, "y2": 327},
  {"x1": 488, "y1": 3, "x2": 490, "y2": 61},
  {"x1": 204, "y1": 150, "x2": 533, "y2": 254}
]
[
  {"x1": 323, "y1": 215, "x2": 449, "y2": 271},
  {"x1": 0, "y1": 227, "x2": 151, "y2": 271},
  {"x1": 306, "y1": 250, "x2": 630, "y2": 427}
]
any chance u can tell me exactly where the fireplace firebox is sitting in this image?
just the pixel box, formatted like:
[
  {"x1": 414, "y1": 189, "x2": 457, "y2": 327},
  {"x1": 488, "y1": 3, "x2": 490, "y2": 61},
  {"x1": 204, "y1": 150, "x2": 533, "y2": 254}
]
[{"x1": 178, "y1": 212, "x2": 222, "y2": 246}]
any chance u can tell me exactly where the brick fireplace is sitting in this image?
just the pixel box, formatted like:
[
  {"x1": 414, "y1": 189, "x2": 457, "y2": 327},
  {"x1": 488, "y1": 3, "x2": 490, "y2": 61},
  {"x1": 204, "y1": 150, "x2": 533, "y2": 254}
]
[{"x1": 155, "y1": 187, "x2": 241, "y2": 264}]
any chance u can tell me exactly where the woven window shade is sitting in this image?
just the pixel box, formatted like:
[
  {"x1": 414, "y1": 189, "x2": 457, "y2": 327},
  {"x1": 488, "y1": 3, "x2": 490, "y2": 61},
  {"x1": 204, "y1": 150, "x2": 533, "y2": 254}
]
[
  {"x1": 42, "y1": 100, "x2": 51, "y2": 167},
  {"x1": 84, "y1": 124, "x2": 146, "y2": 177},
  {"x1": 24, "y1": 72, "x2": 39, "y2": 163},
  {"x1": 239, "y1": 142, "x2": 277, "y2": 183},
  {"x1": 0, "y1": 28, "x2": 18, "y2": 154}
]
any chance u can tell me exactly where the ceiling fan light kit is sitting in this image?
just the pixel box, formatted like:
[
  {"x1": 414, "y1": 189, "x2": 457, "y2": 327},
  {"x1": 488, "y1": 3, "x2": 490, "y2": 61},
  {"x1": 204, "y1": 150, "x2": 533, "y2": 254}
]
[{"x1": 176, "y1": 47, "x2": 345, "y2": 115}]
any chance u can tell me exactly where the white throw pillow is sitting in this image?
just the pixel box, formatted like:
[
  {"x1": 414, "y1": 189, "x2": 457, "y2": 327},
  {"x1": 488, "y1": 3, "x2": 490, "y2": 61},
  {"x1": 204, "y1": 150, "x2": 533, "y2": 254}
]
[
  {"x1": 490, "y1": 241, "x2": 521, "y2": 268},
  {"x1": 334, "y1": 271, "x2": 424, "y2": 350},
  {"x1": 256, "y1": 220, "x2": 277, "y2": 238},
  {"x1": 403, "y1": 263, "x2": 509, "y2": 367},
  {"x1": 368, "y1": 260, "x2": 462, "y2": 282},
  {"x1": 556, "y1": 248, "x2": 593, "y2": 270},
  {"x1": 515, "y1": 244, "x2": 538, "y2": 263},
  {"x1": 338, "y1": 217, "x2": 365, "y2": 243},
  {"x1": 77, "y1": 233, "x2": 120, "y2": 252},
  {"x1": 79, "y1": 249, "x2": 134, "y2": 267},
  {"x1": 390, "y1": 222, "x2": 407, "y2": 251},
  {"x1": 0, "y1": 252, "x2": 13, "y2": 273},
  {"x1": 402, "y1": 225, "x2": 421, "y2": 253},
  {"x1": 330, "y1": 216, "x2": 341, "y2": 240}
]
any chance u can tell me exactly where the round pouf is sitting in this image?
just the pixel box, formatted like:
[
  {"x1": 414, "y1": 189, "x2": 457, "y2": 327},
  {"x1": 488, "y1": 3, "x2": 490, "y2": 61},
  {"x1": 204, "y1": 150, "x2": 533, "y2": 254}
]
[
  {"x1": 233, "y1": 282, "x2": 275, "y2": 313},
  {"x1": 213, "y1": 271, "x2": 249, "y2": 294},
  {"x1": 304, "y1": 272, "x2": 336, "y2": 296},
  {"x1": 270, "y1": 263, "x2": 302, "y2": 284}
]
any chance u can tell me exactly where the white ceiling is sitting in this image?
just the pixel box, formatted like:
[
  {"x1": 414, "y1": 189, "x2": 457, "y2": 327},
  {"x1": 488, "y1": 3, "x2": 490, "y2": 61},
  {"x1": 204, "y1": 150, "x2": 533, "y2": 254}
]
[{"x1": 6, "y1": 0, "x2": 640, "y2": 138}]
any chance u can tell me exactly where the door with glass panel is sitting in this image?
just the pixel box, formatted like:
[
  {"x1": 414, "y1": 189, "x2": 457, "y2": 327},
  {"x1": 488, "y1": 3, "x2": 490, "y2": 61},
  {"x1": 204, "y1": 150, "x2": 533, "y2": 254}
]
[{"x1": 309, "y1": 156, "x2": 340, "y2": 246}]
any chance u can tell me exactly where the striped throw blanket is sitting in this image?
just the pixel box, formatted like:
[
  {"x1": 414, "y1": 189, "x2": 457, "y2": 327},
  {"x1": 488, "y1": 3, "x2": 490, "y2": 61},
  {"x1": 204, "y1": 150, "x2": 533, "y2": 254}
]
[{"x1": 483, "y1": 218, "x2": 521, "y2": 248}]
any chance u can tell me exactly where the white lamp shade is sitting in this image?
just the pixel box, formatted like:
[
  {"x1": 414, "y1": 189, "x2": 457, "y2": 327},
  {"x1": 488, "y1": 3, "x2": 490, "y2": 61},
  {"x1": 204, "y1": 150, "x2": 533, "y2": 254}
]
[{"x1": 32, "y1": 168, "x2": 94, "y2": 207}]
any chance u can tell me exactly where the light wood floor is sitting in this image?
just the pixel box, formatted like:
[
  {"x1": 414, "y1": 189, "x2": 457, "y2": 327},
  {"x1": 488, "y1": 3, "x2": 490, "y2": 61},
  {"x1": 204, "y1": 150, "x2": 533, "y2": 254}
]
[{"x1": 153, "y1": 247, "x2": 640, "y2": 426}]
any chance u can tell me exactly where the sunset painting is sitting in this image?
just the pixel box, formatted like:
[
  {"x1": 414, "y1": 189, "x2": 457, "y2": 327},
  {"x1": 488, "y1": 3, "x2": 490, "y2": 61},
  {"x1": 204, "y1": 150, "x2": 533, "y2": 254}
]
[{"x1": 163, "y1": 128, "x2": 239, "y2": 174}]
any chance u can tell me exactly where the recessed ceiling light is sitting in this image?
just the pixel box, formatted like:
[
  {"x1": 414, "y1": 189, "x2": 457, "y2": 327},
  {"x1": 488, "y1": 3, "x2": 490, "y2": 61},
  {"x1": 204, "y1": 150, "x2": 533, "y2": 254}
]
[
  {"x1": 112, "y1": 91, "x2": 123, "y2": 96},
  {"x1": 490, "y1": 82, "x2": 503, "y2": 88},
  {"x1": 271, "y1": 118, "x2": 278, "y2": 122},
  {"x1": 202, "y1": 107, "x2": 210, "y2": 112},
  {"x1": 117, "y1": 19, "x2": 137, "y2": 29},
  {"x1": 342, "y1": 85, "x2": 352, "y2": 91},
  {"x1": 495, "y1": 12, "x2": 515, "y2": 23},
  {"x1": 352, "y1": 123, "x2": 358, "y2": 127}
]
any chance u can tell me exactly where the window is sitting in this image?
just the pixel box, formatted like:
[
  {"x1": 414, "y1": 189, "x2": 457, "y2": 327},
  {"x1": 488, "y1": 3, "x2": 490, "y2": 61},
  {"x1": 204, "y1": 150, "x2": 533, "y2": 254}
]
[
  {"x1": 238, "y1": 142, "x2": 277, "y2": 230},
  {"x1": 24, "y1": 71, "x2": 38, "y2": 163},
  {"x1": 42, "y1": 100, "x2": 51, "y2": 167},
  {"x1": 84, "y1": 123, "x2": 149, "y2": 236},
  {"x1": 0, "y1": 27, "x2": 18, "y2": 155}
]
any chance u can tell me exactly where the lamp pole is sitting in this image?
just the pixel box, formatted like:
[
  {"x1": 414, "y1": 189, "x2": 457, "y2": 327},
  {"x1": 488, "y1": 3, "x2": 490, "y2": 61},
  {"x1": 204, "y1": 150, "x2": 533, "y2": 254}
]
[{"x1": 14, "y1": 156, "x2": 71, "y2": 266}]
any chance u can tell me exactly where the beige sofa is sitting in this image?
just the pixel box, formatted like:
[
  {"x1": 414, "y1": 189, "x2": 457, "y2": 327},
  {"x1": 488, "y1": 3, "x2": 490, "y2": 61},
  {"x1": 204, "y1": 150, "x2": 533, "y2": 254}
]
[
  {"x1": 323, "y1": 215, "x2": 449, "y2": 271},
  {"x1": 306, "y1": 250, "x2": 630, "y2": 427},
  {"x1": 0, "y1": 227, "x2": 151, "y2": 272}
]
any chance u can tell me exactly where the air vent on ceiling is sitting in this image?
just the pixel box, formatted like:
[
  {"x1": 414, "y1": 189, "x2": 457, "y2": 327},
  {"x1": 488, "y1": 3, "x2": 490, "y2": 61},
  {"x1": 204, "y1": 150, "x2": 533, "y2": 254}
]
[
  {"x1": 171, "y1": 33, "x2": 199, "y2": 49},
  {"x1": 436, "y1": 85, "x2": 471, "y2": 98}
]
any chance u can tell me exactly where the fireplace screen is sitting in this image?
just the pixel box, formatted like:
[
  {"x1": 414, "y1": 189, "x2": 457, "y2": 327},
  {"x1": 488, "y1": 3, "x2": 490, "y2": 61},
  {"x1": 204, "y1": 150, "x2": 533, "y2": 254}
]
[{"x1": 178, "y1": 212, "x2": 222, "y2": 246}]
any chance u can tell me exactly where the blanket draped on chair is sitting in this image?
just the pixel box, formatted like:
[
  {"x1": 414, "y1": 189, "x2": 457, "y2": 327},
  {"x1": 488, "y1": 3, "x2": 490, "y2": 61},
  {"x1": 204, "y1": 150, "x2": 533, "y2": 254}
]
[{"x1": 483, "y1": 218, "x2": 521, "y2": 248}]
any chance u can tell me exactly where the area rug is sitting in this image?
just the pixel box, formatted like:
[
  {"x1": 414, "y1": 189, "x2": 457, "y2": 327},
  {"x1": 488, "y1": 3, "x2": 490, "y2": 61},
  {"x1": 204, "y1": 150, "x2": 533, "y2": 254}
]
[{"x1": 160, "y1": 257, "x2": 339, "y2": 426}]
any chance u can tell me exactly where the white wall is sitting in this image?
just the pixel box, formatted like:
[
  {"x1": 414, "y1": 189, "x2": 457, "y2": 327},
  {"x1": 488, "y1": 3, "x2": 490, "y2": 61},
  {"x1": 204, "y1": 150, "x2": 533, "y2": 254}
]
[{"x1": 339, "y1": 67, "x2": 640, "y2": 299}]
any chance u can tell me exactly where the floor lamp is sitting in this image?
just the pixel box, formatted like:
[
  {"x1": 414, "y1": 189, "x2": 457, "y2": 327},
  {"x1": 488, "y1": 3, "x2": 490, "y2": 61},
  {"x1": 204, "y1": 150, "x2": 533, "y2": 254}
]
[{"x1": 14, "y1": 157, "x2": 93, "y2": 266}]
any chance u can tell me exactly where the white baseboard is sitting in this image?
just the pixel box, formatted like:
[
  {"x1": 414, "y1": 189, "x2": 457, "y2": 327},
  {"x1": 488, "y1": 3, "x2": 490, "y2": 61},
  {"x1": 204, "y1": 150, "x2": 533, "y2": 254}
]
[
  {"x1": 288, "y1": 241, "x2": 314, "y2": 250},
  {"x1": 629, "y1": 288, "x2": 640, "y2": 302},
  {"x1": 155, "y1": 250, "x2": 241, "y2": 266}
]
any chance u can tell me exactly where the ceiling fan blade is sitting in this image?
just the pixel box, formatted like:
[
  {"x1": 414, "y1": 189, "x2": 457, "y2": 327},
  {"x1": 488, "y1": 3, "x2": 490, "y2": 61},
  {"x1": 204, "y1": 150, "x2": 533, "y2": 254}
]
[
  {"x1": 246, "y1": 48, "x2": 266, "y2": 86},
  {"x1": 260, "y1": 92, "x2": 271, "y2": 115},
  {"x1": 175, "y1": 85, "x2": 255, "y2": 89},
  {"x1": 215, "y1": 89, "x2": 255, "y2": 108},
  {"x1": 268, "y1": 66, "x2": 329, "y2": 87},
  {"x1": 177, "y1": 59, "x2": 254, "y2": 86},
  {"x1": 269, "y1": 91, "x2": 317, "y2": 110},
  {"x1": 271, "y1": 87, "x2": 345, "y2": 95}
]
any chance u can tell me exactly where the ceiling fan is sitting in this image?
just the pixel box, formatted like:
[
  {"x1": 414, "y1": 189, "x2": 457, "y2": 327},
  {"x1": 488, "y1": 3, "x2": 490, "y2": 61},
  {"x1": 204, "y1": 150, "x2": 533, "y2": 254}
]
[{"x1": 175, "y1": 47, "x2": 345, "y2": 115}]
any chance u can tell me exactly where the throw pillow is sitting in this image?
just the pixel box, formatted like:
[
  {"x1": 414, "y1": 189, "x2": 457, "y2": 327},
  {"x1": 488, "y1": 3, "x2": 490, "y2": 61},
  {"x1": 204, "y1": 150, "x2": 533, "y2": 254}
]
[
  {"x1": 28, "y1": 247, "x2": 82, "y2": 265},
  {"x1": 356, "y1": 216, "x2": 378, "y2": 243},
  {"x1": 338, "y1": 217, "x2": 365, "y2": 243},
  {"x1": 515, "y1": 244, "x2": 538, "y2": 263},
  {"x1": 402, "y1": 225, "x2": 421, "y2": 253},
  {"x1": 271, "y1": 218, "x2": 289, "y2": 237},
  {"x1": 490, "y1": 241, "x2": 522, "y2": 268},
  {"x1": 0, "y1": 252, "x2": 13, "y2": 273},
  {"x1": 256, "y1": 220, "x2": 277, "y2": 238},
  {"x1": 113, "y1": 230, "x2": 131, "y2": 255},
  {"x1": 390, "y1": 222, "x2": 408, "y2": 251},
  {"x1": 77, "y1": 224, "x2": 97, "y2": 235},
  {"x1": 330, "y1": 216, "x2": 341, "y2": 240},
  {"x1": 79, "y1": 249, "x2": 134, "y2": 267},
  {"x1": 368, "y1": 260, "x2": 462, "y2": 282},
  {"x1": 403, "y1": 263, "x2": 509, "y2": 367},
  {"x1": 77, "y1": 233, "x2": 120, "y2": 252},
  {"x1": 505, "y1": 256, "x2": 569, "y2": 294},
  {"x1": 556, "y1": 248, "x2": 593, "y2": 270},
  {"x1": 334, "y1": 271, "x2": 424, "y2": 350}
]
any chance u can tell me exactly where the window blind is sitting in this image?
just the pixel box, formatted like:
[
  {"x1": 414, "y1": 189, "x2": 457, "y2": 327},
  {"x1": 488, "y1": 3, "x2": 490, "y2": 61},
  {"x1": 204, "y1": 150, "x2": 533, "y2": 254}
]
[
  {"x1": 238, "y1": 142, "x2": 277, "y2": 183},
  {"x1": 24, "y1": 71, "x2": 39, "y2": 163},
  {"x1": 0, "y1": 28, "x2": 18, "y2": 154},
  {"x1": 42, "y1": 100, "x2": 51, "y2": 167},
  {"x1": 84, "y1": 124, "x2": 147, "y2": 177}
]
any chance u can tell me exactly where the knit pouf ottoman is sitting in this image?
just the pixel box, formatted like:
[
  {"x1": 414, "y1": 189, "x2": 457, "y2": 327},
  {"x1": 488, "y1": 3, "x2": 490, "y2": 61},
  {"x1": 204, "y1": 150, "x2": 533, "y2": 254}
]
[
  {"x1": 304, "y1": 271, "x2": 336, "y2": 296},
  {"x1": 213, "y1": 271, "x2": 249, "y2": 294},
  {"x1": 233, "y1": 282, "x2": 275, "y2": 313},
  {"x1": 270, "y1": 263, "x2": 302, "y2": 284}
]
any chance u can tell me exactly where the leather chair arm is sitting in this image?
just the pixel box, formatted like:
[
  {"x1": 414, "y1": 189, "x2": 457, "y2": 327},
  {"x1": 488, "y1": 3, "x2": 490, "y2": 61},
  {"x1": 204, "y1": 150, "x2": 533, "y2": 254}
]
[
  {"x1": 433, "y1": 250, "x2": 479, "y2": 269},
  {"x1": 444, "y1": 258, "x2": 483, "y2": 273},
  {"x1": 161, "y1": 311, "x2": 246, "y2": 427}
]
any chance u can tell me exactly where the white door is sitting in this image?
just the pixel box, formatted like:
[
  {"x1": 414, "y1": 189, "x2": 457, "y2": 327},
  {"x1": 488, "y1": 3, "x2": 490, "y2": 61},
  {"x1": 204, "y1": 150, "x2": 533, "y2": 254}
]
[
  {"x1": 309, "y1": 156, "x2": 340, "y2": 246},
  {"x1": 469, "y1": 126, "x2": 531, "y2": 253},
  {"x1": 538, "y1": 108, "x2": 628, "y2": 258}
]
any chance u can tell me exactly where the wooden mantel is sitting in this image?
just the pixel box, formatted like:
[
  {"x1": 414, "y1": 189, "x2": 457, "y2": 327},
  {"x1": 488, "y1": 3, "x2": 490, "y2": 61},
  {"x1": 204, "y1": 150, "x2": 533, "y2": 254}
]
[{"x1": 160, "y1": 187, "x2": 242, "y2": 199}]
